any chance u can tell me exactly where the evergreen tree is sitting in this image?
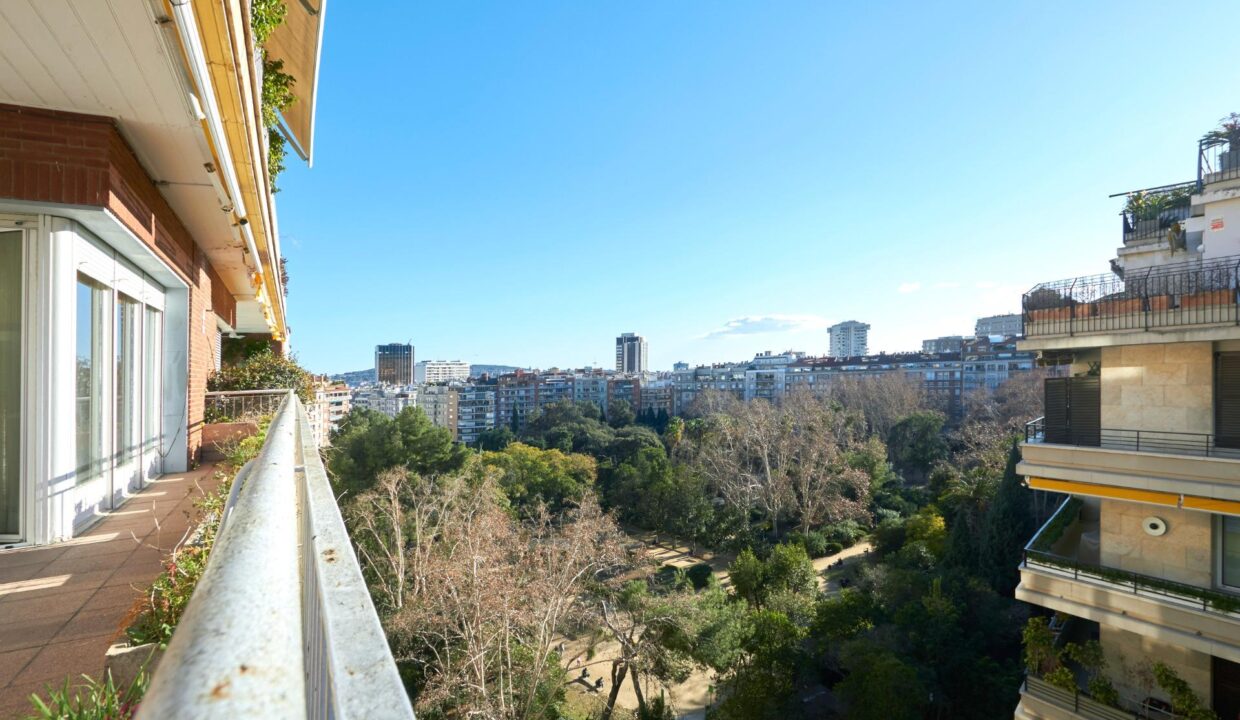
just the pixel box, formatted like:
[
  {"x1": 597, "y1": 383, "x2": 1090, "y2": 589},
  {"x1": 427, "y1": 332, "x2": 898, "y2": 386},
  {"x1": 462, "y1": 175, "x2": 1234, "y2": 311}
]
[{"x1": 981, "y1": 441, "x2": 1033, "y2": 594}]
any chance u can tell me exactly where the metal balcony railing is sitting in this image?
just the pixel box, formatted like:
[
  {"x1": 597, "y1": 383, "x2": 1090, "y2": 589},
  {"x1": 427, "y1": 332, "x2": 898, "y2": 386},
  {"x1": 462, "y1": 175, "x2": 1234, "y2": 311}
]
[
  {"x1": 137, "y1": 392, "x2": 414, "y2": 720},
  {"x1": 204, "y1": 388, "x2": 290, "y2": 422},
  {"x1": 1024, "y1": 416, "x2": 1240, "y2": 459},
  {"x1": 1022, "y1": 498, "x2": 1240, "y2": 617},
  {"x1": 1114, "y1": 181, "x2": 1195, "y2": 246},
  {"x1": 1022, "y1": 677, "x2": 1177, "y2": 720},
  {"x1": 1022, "y1": 254, "x2": 1240, "y2": 338},
  {"x1": 1199, "y1": 135, "x2": 1240, "y2": 188}
]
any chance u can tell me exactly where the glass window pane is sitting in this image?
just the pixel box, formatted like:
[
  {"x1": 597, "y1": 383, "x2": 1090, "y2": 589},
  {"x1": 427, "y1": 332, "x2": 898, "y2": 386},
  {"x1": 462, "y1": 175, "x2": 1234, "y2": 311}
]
[
  {"x1": 144, "y1": 307, "x2": 161, "y2": 451},
  {"x1": 1224, "y1": 516, "x2": 1240, "y2": 589},
  {"x1": 0, "y1": 231, "x2": 21, "y2": 535},
  {"x1": 116, "y1": 295, "x2": 140, "y2": 465},
  {"x1": 76, "y1": 275, "x2": 109, "y2": 484}
]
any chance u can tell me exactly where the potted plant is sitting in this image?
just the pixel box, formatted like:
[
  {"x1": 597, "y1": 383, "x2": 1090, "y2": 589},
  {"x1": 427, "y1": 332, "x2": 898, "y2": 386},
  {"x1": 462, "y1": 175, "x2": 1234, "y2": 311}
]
[{"x1": 1204, "y1": 112, "x2": 1240, "y2": 172}]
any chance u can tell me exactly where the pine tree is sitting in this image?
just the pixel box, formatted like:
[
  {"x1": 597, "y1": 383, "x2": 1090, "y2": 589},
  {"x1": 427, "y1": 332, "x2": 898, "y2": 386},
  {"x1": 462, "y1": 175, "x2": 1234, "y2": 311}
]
[{"x1": 981, "y1": 440, "x2": 1034, "y2": 594}]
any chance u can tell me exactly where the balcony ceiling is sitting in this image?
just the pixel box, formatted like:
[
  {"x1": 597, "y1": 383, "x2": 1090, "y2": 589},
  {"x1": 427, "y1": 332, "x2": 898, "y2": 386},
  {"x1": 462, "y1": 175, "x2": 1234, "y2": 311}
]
[{"x1": 0, "y1": 0, "x2": 260, "y2": 327}]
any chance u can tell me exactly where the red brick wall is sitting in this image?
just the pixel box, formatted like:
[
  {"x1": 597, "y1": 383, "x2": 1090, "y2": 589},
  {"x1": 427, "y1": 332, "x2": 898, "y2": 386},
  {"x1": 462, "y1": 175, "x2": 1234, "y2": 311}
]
[{"x1": 0, "y1": 103, "x2": 232, "y2": 465}]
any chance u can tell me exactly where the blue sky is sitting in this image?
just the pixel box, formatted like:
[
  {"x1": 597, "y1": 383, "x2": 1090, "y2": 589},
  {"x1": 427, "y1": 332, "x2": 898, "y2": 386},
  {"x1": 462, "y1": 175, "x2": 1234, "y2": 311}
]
[{"x1": 277, "y1": 1, "x2": 1240, "y2": 374}]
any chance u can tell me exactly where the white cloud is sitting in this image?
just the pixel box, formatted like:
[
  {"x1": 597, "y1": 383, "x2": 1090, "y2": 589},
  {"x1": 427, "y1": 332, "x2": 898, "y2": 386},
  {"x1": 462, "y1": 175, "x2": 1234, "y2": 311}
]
[
  {"x1": 897, "y1": 282, "x2": 922, "y2": 294},
  {"x1": 701, "y1": 314, "x2": 830, "y2": 339}
]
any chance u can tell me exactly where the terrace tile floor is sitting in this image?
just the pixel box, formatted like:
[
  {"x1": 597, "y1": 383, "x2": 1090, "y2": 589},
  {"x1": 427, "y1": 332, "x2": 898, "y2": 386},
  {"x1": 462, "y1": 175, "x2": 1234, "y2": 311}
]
[{"x1": 0, "y1": 464, "x2": 221, "y2": 719}]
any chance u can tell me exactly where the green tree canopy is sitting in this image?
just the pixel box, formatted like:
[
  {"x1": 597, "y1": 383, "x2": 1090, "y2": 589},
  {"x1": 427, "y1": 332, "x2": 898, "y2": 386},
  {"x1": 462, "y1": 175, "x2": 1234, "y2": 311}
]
[
  {"x1": 328, "y1": 406, "x2": 468, "y2": 494},
  {"x1": 482, "y1": 442, "x2": 596, "y2": 512}
]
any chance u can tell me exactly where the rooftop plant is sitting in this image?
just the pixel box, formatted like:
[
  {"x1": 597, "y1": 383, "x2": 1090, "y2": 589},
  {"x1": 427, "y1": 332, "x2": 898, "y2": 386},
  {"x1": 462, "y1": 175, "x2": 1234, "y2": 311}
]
[
  {"x1": 1124, "y1": 184, "x2": 1194, "y2": 222},
  {"x1": 1202, "y1": 112, "x2": 1240, "y2": 147}
]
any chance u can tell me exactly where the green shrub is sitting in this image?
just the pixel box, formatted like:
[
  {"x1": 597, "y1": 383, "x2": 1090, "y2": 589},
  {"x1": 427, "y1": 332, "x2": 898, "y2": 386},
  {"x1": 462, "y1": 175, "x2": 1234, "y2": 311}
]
[
  {"x1": 1088, "y1": 676, "x2": 1120, "y2": 708},
  {"x1": 207, "y1": 348, "x2": 313, "y2": 404},
  {"x1": 1044, "y1": 666, "x2": 1077, "y2": 694},
  {"x1": 822, "y1": 520, "x2": 866, "y2": 548},
  {"x1": 823, "y1": 541, "x2": 844, "y2": 557},
  {"x1": 685, "y1": 562, "x2": 714, "y2": 590}
]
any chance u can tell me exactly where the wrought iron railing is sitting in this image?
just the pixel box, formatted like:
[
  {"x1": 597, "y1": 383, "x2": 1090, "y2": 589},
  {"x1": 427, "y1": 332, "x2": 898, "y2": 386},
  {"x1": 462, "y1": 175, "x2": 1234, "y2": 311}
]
[
  {"x1": 1199, "y1": 135, "x2": 1240, "y2": 188},
  {"x1": 204, "y1": 388, "x2": 289, "y2": 423},
  {"x1": 1022, "y1": 498, "x2": 1240, "y2": 617},
  {"x1": 1023, "y1": 676, "x2": 1174, "y2": 720},
  {"x1": 1022, "y1": 254, "x2": 1240, "y2": 337},
  {"x1": 138, "y1": 392, "x2": 414, "y2": 719},
  {"x1": 1115, "y1": 181, "x2": 1195, "y2": 245},
  {"x1": 1024, "y1": 416, "x2": 1240, "y2": 459}
]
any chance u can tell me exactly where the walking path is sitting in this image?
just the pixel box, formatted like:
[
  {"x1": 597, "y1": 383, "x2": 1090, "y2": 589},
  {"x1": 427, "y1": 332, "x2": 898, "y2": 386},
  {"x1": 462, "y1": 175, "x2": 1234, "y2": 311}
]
[{"x1": 0, "y1": 465, "x2": 220, "y2": 719}]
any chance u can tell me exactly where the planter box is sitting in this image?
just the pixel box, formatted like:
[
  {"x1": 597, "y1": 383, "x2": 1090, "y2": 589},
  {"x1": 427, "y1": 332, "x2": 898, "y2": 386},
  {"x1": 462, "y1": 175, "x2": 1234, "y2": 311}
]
[
  {"x1": 1094, "y1": 299, "x2": 1142, "y2": 316},
  {"x1": 201, "y1": 421, "x2": 260, "y2": 462},
  {"x1": 1181, "y1": 290, "x2": 1234, "y2": 308},
  {"x1": 1029, "y1": 307, "x2": 1073, "y2": 322},
  {"x1": 104, "y1": 642, "x2": 162, "y2": 690},
  {"x1": 1147, "y1": 295, "x2": 1172, "y2": 311}
]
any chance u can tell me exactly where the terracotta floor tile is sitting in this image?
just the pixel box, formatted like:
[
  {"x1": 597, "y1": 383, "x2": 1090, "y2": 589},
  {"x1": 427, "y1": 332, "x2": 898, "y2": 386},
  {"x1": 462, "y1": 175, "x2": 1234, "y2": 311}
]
[
  {"x1": 51, "y1": 607, "x2": 127, "y2": 645},
  {"x1": 0, "y1": 678, "x2": 51, "y2": 720},
  {"x1": 0, "y1": 590, "x2": 95, "y2": 625},
  {"x1": 0, "y1": 548, "x2": 64, "y2": 570},
  {"x1": 42, "y1": 551, "x2": 134, "y2": 577},
  {"x1": 12, "y1": 636, "x2": 110, "y2": 686},
  {"x1": 0, "y1": 646, "x2": 38, "y2": 687},
  {"x1": 83, "y1": 584, "x2": 143, "y2": 613},
  {"x1": 0, "y1": 618, "x2": 65, "y2": 654},
  {"x1": 0, "y1": 569, "x2": 112, "y2": 604}
]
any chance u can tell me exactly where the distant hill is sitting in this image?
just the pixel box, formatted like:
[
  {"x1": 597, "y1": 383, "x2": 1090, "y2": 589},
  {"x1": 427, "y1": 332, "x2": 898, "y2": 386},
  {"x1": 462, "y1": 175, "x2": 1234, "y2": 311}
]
[
  {"x1": 331, "y1": 368, "x2": 375, "y2": 387},
  {"x1": 330, "y1": 364, "x2": 524, "y2": 387}
]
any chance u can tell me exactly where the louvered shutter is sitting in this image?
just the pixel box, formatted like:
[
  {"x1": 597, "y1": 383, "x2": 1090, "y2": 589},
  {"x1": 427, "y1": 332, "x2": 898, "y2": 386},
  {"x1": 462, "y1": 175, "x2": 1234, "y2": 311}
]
[
  {"x1": 1045, "y1": 378, "x2": 1070, "y2": 444},
  {"x1": 1217, "y1": 353, "x2": 1240, "y2": 449},
  {"x1": 1069, "y1": 376, "x2": 1101, "y2": 447}
]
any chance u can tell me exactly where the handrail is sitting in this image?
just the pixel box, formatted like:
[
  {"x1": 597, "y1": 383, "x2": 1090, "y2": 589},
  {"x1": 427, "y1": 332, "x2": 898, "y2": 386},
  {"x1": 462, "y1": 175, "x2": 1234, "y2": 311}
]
[
  {"x1": 1023, "y1": 676, "x2": 1152, "y2": 720},
  {"x1": 138, "y1": 392, "x2": 414, "y2": 719},
  {"x1": 1024, "y1": 417, "x2": 1240, "y2": 460},
  {"x1": 1022, "y1": 499, "x2": 1240, "y2": 617},
  {"x1": 204, "y1": 389, "x2": 293, "y2": 397}
]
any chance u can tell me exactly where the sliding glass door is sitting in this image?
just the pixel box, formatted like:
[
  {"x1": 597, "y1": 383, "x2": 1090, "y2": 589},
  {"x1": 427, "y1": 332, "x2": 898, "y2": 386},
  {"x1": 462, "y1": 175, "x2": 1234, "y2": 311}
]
[{"x1": 0, "y1": 231, "x2": 22, "y2": 541}]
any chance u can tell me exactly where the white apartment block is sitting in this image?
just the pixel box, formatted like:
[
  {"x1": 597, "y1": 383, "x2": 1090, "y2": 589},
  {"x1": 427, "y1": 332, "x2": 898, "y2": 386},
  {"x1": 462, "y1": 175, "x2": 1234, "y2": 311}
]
[
  {"x1": 827, "y1": 320, "x2": 870, "y2": 358},
  {"x1": 415, "y1": 360, "x2": 470, "y2": 384},
  {"x1": 351, "y1": 385, "x2": 418, "y2": 418},
  {"x1": 975, "y1": 313, "x2": 1023, "y2": 338},
  {"x1": 418, "y1": 385, "x2": 460, "y2": 440}
]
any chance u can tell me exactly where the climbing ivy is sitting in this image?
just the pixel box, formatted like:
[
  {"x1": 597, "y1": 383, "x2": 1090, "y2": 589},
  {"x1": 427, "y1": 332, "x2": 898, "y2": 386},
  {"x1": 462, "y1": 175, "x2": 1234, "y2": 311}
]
[{"x1": 250, "y1": 0, "x2": 296, "y2": 190}]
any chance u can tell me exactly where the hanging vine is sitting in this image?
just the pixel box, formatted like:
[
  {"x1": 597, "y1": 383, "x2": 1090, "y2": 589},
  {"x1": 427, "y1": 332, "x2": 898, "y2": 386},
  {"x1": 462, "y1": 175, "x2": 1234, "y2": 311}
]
[{"x1": 250, "y1": 0, "x2": 296, "y2": 191}]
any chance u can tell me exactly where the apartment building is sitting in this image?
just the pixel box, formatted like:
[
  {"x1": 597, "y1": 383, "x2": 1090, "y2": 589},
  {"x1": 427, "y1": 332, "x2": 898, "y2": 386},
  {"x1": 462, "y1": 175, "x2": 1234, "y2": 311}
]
[
  {"x1": 671, "y1": 364, "x2": 748, "y2": 414},
  {"x1": 616, "y1": 332, "x2": 648, "y2": 373},
  {"x1": 419, "y1": 385, "x2": 460, "y2": 440},
  {"x1": 976, "y1": 313, "x2": 1024, "y2": 338},
  {"x1": 1013, "y1": 123, "x2": 1240, "y2": 720},
  {"x1": 351, "y1": 385, "x2": 418, "y2": 418},
  {"x1": 961, "y1": 335, "x2": 1039, "y2": 394},
  {"x1": 785, "y1": 352, "x2": 964, "y2": 413},
  {"x1": 0, "y1": 0, "x2": 322, "y2": 546},
  {"x1": 375, "y1": 343, "x2": 415, "y2": 385},
  {"x1": 922, "y1": 335, "x2": 966, "y2": 354},
  {"x1": 828, "y1": 320, "x2": 870, "y2": 358},
  {"x1": 415, "y1": 360, "x2": 470, "y2": 384},
  {"x1": 573, "y1": 371, "x2": 611, "y2": 414},
  {"x1": 457, "y1": 384, "x2": 497, "y2": 446},
  {"x1": 496, "y1": 371, "x2": 540, "y2": 430}
]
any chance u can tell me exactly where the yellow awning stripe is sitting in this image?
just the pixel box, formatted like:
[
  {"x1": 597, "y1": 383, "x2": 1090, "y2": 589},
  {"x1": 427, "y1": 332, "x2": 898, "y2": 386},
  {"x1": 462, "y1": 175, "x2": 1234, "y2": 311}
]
[{"x1": 1027, "y1": 477, "x2": 1240, "y2": 516}]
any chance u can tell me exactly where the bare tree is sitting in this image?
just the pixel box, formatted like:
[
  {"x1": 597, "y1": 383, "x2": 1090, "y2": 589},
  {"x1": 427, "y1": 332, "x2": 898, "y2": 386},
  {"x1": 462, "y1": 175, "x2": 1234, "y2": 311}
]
[
  {"x1": 823, "y1": 372, "x2": 928, "y2": 440},
  {"x1": 688, "y1": 388, "x2": 871, "y2": 536},
  {"x1": 347, "y1": 467, "x2": 628, "y2": 719}
]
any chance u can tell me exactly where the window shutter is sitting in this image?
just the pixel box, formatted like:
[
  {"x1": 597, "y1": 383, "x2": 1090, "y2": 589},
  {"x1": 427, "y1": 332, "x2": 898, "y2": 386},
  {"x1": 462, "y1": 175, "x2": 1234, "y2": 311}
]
[
  {"x1": 1069, "y1": 376, "x2": 1101, "y2": 447},
  {"x1": 1045, "y1": 377, "x2": 1070, "y2": 444},
  {"x1": 1217, "y1": 353, "x2": 1240, "y2": 449}
]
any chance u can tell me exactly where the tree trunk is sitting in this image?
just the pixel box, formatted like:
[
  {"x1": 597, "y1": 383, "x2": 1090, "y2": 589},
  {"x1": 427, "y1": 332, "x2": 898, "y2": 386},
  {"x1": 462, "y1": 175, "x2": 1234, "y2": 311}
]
[
  {"x1": 631, "y1": 669, "x2": 647, "y2": 712},
  {"x1": 600, "y1": 660, "x2": 627, "y2": 720}
]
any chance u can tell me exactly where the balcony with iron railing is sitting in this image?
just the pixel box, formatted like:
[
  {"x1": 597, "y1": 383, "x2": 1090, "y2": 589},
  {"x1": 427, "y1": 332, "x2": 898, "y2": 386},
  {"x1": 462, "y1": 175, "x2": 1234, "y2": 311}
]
[
  {"x1": 1113, "y1": 182, "x2": 1196, "y2": 247},
  {"x1": 136, "y1": 391, "x2": 414, "y2": 719},
  {"x1": 1198, "y1": 132, "x2": 1240, "y2": 189},
  {"x1": 1024, "y1": 416, "x2": 1240, "y2": 461},
  {"x1": 1021, "y1": 254, "x2": 1240, "y2": 341},
  {"x1": 1019, "y1": 675, "x2": 1180, "y2": 720},
  {"x1": 1015, "y1": 498, "x2": 1240, "y2": 667}
]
